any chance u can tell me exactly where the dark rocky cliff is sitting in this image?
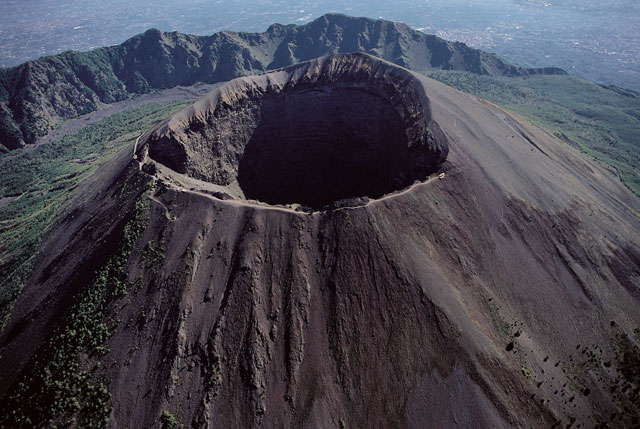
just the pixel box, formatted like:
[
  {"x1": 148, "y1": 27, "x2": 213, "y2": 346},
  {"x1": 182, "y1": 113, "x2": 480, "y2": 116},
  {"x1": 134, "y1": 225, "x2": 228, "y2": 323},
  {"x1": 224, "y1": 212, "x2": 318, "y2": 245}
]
[{"x1": 0, "y1": 13, "x2": 566, "y2": 151}]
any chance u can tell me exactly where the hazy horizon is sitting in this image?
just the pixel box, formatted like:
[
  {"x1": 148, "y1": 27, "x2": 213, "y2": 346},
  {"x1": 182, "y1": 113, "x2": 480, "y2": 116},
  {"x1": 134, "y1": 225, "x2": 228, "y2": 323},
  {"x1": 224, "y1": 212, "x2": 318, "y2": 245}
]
[{"x1": 1, "y1": 0, "x2": 639, "y2": 90}]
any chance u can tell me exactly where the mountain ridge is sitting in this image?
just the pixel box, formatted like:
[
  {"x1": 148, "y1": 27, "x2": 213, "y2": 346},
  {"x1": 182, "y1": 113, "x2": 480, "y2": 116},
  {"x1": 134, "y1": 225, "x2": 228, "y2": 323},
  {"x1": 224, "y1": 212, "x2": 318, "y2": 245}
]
[{"x1": 0, "y1": 13, "x2": 566, "y2": 151}]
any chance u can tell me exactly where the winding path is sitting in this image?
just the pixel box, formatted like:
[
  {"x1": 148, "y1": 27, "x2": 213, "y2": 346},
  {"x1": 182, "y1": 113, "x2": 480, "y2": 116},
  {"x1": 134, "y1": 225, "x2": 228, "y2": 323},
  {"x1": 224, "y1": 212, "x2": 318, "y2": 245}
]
[{"x1": 151, "y1": 172, "x2": 444, "y2": 216}]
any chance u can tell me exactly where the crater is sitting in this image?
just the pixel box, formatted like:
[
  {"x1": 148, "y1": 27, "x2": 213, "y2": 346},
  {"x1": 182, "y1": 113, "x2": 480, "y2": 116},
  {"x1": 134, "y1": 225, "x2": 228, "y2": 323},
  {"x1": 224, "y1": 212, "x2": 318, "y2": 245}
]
[
  {"x1": 239, "y1": 88, "x2": 427, "y2": 208},
  {"x1": 146, "y1": 53, "x2": 449, "y2": 210}
]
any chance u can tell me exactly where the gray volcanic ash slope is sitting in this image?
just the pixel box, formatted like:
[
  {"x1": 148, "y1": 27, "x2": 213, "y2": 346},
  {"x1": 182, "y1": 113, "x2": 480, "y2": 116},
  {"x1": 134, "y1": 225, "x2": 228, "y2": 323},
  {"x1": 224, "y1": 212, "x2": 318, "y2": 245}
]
[{"x1": 1, "y1": 54, "x2": 639, "y2": 428}]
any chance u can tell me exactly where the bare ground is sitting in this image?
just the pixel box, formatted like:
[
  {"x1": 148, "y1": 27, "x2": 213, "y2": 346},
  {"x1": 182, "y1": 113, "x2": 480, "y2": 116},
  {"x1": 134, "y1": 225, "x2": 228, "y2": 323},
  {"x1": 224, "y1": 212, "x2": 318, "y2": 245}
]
[{"x1": 1, "y1": 55, "x2": 639, "y2": 428}]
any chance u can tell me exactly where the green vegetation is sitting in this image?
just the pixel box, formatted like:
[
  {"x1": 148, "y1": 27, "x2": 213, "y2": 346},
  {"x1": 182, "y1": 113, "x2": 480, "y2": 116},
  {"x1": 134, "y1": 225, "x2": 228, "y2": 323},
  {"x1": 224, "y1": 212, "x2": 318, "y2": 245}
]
[
  {"x1": 487, "y1": 298, "x2": 511, "y2": 340},
  {"x1": 0, "y1": 101, "x2": 188, "y2": 333},
  {"x1": 0, "y1": 187, "x2": 150, "y2": 427},
  {"x1": 0, "y1": 99, "x2": 187, "y2": 428},
  {"x1": 208, "y1": 353, "x2": 223, "y2": 396},
  {"x1": 161, "y1": 410, "x2": 184, "y2": 429},
  {"x1": 426, "y1": 71, "x2": 640, "y2": 195},
  {"x1": 610, "y1": 324, "x2": 640, "y2": 425}
]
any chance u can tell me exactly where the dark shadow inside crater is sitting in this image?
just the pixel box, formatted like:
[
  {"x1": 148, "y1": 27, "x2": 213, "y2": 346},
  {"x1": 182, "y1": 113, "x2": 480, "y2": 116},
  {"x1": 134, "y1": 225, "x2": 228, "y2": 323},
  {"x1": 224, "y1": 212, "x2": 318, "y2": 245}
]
[{"x1": 238, "y1": 88, "x2": 431, "y2": 210}]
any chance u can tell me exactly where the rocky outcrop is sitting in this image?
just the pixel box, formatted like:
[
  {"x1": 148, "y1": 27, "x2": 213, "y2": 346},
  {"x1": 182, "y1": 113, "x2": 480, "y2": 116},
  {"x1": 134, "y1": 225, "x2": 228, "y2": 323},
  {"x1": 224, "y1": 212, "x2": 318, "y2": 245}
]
[
  {"x1": 0, "y1": 13, "x2": 566, "y2": 151},
  {"x1": 146, "y1": 53, "x2": 449, "y2": 209}
]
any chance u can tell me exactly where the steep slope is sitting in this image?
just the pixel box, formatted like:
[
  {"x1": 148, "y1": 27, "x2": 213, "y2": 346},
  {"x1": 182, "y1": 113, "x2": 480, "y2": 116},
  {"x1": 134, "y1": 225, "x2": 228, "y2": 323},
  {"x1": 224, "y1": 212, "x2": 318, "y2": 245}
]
[
  {"x1": 0, "y1": 54, "x2": 638, "y2": 428},
  {"x1": 0, "y1": 13, "x2": 565, "y2": 151},
  {"x1": 424, "y1": 70, "x2": 640, "y2": 195}
]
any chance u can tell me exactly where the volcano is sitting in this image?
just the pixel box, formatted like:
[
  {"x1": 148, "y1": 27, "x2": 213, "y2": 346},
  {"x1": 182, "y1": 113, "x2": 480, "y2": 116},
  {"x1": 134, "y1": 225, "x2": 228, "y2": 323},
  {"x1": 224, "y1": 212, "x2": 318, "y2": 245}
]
[{"x1": 1, "y1": 53, "x2": 639, "y2": 428}]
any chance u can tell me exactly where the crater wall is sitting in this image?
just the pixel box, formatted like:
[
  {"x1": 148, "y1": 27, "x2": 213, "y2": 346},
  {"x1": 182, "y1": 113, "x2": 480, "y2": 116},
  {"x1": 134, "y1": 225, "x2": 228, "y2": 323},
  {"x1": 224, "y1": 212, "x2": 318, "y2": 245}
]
[{"x1": 146, "y1": 53, "x2": 449, "y2": 209}]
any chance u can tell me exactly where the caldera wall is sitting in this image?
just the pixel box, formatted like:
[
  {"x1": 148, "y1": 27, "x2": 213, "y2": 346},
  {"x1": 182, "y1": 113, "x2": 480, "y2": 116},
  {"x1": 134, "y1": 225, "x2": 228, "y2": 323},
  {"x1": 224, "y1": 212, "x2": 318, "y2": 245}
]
[{"x1": 146, "y1": 53, "x2": 449, "y2": 210}]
